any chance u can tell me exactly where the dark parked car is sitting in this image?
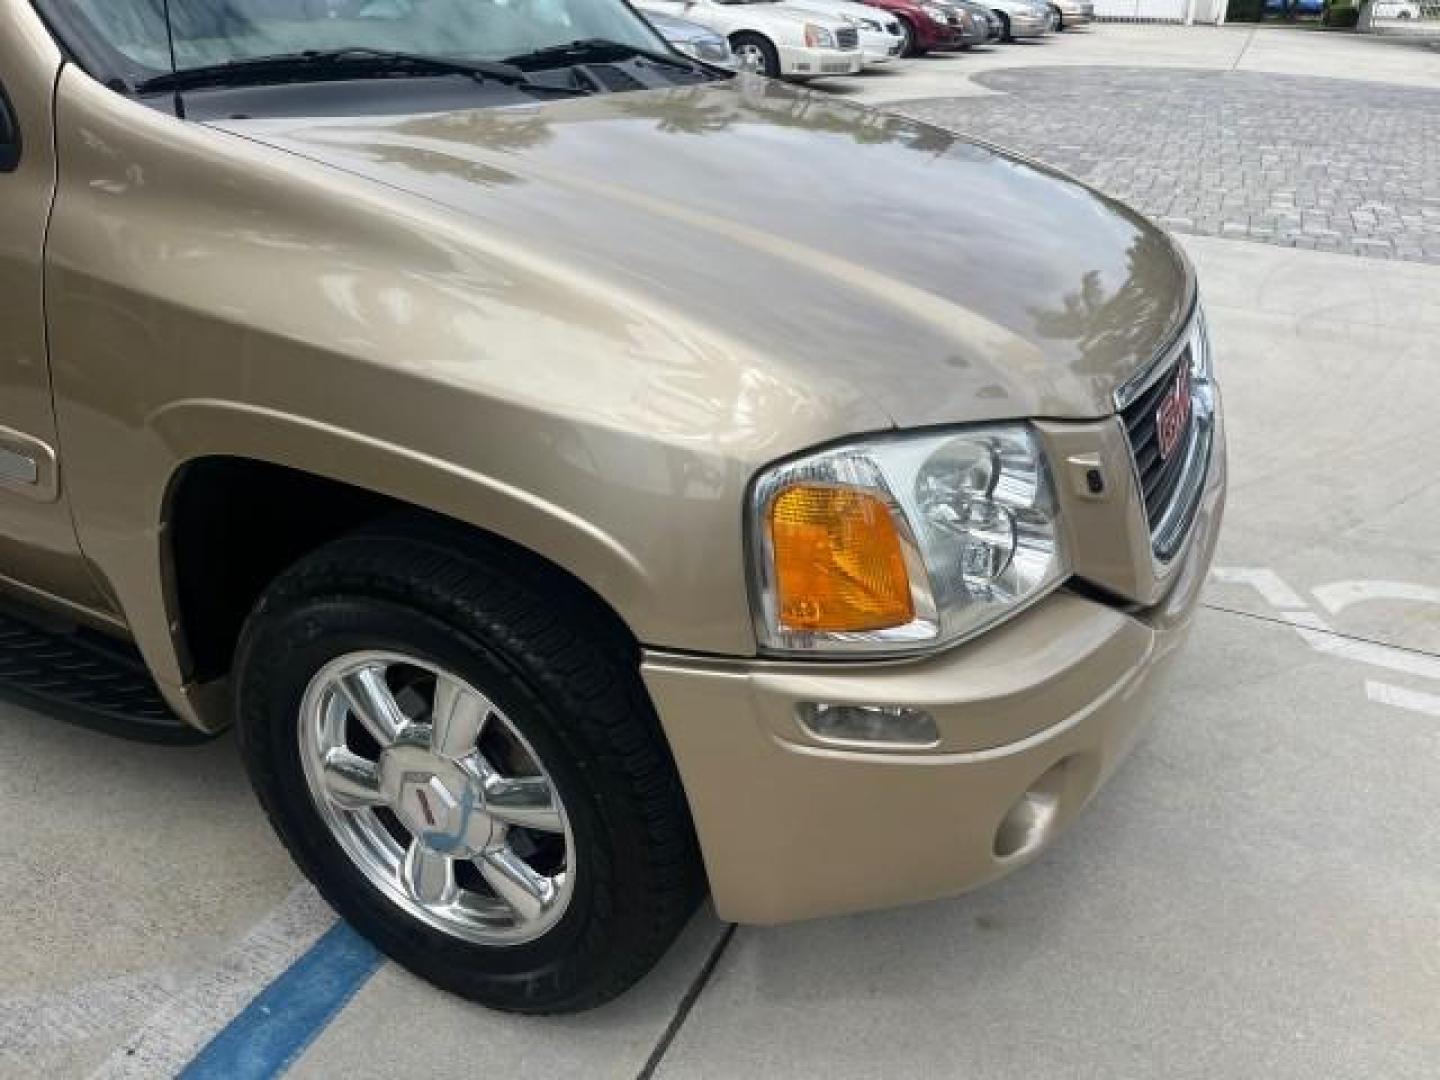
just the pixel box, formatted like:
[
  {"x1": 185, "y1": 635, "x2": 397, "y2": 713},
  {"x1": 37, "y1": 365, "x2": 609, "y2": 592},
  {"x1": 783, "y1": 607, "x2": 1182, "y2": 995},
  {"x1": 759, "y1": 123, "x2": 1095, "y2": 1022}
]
[{"x1": 861, "y1": 0, "x2": 977, "y2": 53}]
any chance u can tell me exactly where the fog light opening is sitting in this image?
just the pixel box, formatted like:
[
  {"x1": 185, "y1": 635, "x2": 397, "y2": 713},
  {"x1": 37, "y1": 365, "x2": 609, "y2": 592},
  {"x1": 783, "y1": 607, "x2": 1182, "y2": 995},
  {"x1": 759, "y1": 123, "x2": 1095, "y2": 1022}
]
[
  {"x1": 797, "y1": 703, "x2": 939, "y2": 748},
  {"x1": 993, "y1": 758, "x2": 1072, "y2": 861}
]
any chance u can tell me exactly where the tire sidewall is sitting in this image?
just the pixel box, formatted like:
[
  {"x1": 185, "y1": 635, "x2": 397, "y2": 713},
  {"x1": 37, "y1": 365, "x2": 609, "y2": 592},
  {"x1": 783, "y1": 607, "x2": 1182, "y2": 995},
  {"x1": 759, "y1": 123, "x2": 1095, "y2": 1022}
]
[
  {"x1": 897, "y1": 16, "x2": 917, "y2": 56},
  {"x1": 237, "y1": 596, "x2": 621, "y2": 999},
  {"x1": 732, "y1": 32, "x2": 779, "y2": 76}
]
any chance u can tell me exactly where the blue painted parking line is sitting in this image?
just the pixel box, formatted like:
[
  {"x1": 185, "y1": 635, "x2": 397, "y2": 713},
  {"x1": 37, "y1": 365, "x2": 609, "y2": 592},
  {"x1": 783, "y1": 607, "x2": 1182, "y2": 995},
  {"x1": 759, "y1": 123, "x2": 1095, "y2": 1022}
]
[{"x1": 178, "y1": 920, "x2": 382, "y2": 1080}]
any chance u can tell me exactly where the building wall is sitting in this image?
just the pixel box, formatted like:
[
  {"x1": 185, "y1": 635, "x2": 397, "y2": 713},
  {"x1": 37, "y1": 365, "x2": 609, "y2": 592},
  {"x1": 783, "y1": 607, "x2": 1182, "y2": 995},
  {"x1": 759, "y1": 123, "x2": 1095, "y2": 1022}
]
[{"x1": 1094, "y1": 0, "x2": 1227, "y2": 20}]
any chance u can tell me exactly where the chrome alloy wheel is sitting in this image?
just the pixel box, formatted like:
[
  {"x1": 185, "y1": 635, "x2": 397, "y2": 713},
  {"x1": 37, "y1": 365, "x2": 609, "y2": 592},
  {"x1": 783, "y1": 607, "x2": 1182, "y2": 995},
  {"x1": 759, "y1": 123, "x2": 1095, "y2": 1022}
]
[
  {"x1": 298, "y1": 651, "x2": 575, "y2": 945},
  {"x1": 733, "y1": 41, "x2": 769, "y2": 74}
]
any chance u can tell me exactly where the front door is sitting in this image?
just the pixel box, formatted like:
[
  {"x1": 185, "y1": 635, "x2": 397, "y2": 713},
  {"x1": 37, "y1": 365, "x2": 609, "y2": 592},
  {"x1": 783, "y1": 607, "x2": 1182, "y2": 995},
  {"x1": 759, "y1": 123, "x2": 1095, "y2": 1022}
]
[{"x1": 0, "y1": 4, "x2": 111, "y2": 613}]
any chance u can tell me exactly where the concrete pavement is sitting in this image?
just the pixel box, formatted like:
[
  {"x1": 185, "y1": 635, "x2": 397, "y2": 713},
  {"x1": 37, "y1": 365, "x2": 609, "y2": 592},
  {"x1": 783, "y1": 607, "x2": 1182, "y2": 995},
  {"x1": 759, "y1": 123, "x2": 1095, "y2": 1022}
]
[
  {"x1": 650, "y1": 236, "x2": 1440, "y2": 1079},
  {"x1": 900, "y1": 68, "x2": 1440, "y2": 262},
  {"x1": 827, "y1": 23, "x2": 1440, "y2": 107}
]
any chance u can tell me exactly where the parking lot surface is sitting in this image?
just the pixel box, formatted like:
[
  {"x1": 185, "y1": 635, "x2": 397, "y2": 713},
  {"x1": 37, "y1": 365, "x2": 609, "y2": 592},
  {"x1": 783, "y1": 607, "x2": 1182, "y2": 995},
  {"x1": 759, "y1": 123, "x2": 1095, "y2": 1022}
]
[
  {"x1": 901, "y1": 67, "x2": 1440, "y2": 262},
  {"x1": 3, "y1": 24, "x2": 1438, "y2": 1080}
]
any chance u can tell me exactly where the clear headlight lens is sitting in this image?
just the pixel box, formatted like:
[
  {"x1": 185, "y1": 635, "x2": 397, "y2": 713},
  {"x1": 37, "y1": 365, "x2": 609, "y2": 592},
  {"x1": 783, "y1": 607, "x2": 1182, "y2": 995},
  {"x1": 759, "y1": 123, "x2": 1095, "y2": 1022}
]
[
  {"x1": 804, "y1": 23, "x2": 837, "y2": 47},
  {"x1": 750, "y1": 424, "x2": 1068, "y2": 655},
  {"x1": 922, "y1": 3, "x2": 955, "y2": 21},
  {"x1": 673, "y1": 37, "x2": 734, "y2": 64}
]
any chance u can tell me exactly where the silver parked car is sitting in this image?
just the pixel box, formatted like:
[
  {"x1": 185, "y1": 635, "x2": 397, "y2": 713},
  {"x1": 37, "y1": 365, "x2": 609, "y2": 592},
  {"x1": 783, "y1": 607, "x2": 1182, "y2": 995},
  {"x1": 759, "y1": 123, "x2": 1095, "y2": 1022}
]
[
  {"x1": 989, "y1": 0, "x2": 1053, "y2": 38},
  {"x1": 953, "y1": 0, "x2": 1003, "y2": 40},
  {"x1": 644, "y1": 10, "x2": 739, "y2": 66},
  {"x1": 1047, "y1": 0, "x2": 1095, "y2": 27}
]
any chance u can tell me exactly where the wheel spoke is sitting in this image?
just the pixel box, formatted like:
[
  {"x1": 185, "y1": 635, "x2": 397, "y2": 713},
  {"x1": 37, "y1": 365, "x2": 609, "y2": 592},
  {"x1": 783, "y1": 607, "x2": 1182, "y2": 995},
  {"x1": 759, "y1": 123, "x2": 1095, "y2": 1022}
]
[
  {"x1": 430, "y1": 675, "x2": 490, "y2": 761},
  {"x1": 401, "y1": 841, "x2": 458, "y2": 906},
  {"x1": 477, "y1": 847, "x2": 557, "y2": 925},
  {"x1": 337, "y1": 665, "x2": 408, "y2": 747},
  {"x1": 482, "y1": 772, "x2": 564, "y2": 833},
  {"x1": 321, "y1": 748, "x2": 385, "y2": 809}
]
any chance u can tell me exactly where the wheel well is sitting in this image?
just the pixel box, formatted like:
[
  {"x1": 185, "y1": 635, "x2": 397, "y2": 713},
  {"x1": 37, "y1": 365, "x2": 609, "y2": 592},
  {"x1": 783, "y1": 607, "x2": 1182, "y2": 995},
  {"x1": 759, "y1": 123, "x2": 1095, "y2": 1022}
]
[
  {"x1": 165, "y1": 457, "x2": 636, "y2": 685},
  {"x1": 728, "y1": 30, "x2": 770, "y2": 47}
]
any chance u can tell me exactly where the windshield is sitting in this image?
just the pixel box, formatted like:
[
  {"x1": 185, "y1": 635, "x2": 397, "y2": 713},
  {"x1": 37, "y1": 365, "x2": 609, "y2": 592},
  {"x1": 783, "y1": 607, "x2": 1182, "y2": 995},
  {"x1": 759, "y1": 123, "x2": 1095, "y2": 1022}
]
[{"x1": 50, "y1": 0, "x2": 669, "y2": 77}]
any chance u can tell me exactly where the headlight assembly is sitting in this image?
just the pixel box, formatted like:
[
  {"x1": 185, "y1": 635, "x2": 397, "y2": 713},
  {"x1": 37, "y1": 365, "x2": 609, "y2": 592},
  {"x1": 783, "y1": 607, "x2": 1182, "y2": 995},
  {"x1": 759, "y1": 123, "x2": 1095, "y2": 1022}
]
[
  {"x1": 749, "y1": 424, "x2": 1068, "y2": 655},
  {"x1": 804, "y1": 23, "x2": 837, "y2": 47},
  {"x1": 674, "y1": 37, "x2": 733, "y2": 64},
  {"x1": 922, "y1": 3, "x2": 956, "y2": 22}
]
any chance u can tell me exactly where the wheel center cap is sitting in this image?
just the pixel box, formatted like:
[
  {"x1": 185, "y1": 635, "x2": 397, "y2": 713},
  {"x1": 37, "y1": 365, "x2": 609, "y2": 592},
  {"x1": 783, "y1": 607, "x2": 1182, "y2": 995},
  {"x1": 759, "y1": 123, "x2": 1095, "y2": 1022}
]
[{"x1": 380, "y1": 747, "x2": 494, "y2": 857}]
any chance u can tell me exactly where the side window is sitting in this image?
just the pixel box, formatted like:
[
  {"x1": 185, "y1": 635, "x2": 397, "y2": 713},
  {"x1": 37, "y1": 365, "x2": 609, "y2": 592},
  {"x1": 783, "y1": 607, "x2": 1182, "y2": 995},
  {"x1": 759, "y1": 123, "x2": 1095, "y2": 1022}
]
[{"x1": 0, "y1": 81, "x2": 19, "y2": 173}]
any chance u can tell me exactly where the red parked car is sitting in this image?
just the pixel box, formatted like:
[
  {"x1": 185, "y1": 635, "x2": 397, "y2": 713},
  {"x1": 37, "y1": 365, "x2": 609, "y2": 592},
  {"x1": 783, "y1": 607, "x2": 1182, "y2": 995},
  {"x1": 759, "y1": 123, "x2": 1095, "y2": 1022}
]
[{"x1": 859, "y1": 0, "x2": 973, "y2": 54}]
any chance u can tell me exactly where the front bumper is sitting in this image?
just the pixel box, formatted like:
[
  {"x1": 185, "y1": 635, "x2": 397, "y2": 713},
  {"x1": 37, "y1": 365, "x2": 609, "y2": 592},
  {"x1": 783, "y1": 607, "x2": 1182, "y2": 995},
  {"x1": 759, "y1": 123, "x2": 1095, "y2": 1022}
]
[
  {"x1": 940, "y1": 20, "x2": 988, "y2": 47},
  {"x1": 1006, "y1": 11, "x2": 1053, "y2": 35},
  {"x1": 778, "y1": 44, "x2": 865, "y2": 77},
  {"x1": 859, "y1": 29, "x2": 905, "y2": 64},
  {"x1": 644, "y1": 408, "x2": 1227, "y2": 925},
  {"x1": 915, "y1": 18, "x2": 966, "y2": 49}
]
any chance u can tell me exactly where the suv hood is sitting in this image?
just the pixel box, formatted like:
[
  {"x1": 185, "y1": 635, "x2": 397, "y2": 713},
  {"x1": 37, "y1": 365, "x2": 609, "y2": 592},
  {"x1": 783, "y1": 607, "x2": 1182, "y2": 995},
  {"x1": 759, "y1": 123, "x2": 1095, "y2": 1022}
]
[{"x1": 216, "y1": 79, "x2": 1193, "y2": 428}]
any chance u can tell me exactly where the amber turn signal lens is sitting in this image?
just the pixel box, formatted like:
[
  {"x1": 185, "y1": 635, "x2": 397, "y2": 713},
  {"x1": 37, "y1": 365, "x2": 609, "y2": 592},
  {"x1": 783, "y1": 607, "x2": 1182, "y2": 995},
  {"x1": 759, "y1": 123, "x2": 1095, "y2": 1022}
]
[{"x1": 769, "y1": 485, "x2": 914, "y2": 633}]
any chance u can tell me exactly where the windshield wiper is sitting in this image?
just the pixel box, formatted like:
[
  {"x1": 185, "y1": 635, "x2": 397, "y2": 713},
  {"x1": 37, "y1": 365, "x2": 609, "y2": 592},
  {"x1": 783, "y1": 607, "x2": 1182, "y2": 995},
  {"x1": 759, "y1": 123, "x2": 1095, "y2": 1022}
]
[
  {"x1": 502, "y1": 39, "x2": 706, "y2": 76},
  {"x1": 135, "y1": 48, "x2": 562, "y2": 95}
]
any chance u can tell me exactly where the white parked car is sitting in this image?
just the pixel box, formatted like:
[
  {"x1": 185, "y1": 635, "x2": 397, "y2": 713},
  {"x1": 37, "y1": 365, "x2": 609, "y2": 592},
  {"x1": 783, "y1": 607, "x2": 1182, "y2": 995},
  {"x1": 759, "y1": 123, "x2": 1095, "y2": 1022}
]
[
  {"x1": 635, "y1": 0, "x2": 865, "y2": 78},
  {"x1": 776, "y1": 0, "x2": 906, "y2": 65}
]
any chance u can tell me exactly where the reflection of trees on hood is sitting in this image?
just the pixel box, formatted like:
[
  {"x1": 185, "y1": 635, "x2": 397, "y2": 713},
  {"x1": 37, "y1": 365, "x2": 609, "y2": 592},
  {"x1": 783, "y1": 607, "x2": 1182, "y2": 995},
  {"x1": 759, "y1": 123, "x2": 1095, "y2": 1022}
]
[
  {"x1": 897, "y1": 122, "x2": 958, "y2": 157},
  {"x1": 745, "y1": 86, "x2": 918, "y2": 147},
  {"x1": 1027, "y1": 227, "x2": 1179, "y2": 392},
  {"x1": 749, "y1": 85, "x2": 964, "y2": 156},
  {"x1": 415, "y1": 108, "x2": 555, "y2": 153},
  {"x1": 616, "y1": 89, "x2": 737, "y2": 134},
  {"x1": 333, "y1": 108, "x2": 555, "y2": 187},
  {"x1": 616, "y1": 82, "x2": 945, "y2": 151}
]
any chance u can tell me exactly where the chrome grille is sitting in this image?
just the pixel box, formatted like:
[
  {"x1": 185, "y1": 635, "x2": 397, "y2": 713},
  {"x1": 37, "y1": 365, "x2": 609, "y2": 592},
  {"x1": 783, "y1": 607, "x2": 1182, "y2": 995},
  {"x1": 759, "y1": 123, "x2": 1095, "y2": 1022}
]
[
  {"x1": 1116, "y1": 313, "x2": 1213, "y2": 562},
  {"x1": 836, "y1": 27, "x2": 860, "y2": 49}
]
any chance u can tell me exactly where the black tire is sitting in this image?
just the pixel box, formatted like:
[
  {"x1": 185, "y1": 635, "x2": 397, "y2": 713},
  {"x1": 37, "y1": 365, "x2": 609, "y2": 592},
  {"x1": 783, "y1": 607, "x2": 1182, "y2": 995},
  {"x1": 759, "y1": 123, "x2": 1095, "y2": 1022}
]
[
  {"x1": 729, "y1": 32, "x2": 781, "y2": 77},
  {"x1": 995, "y1": 10, "x2": 1012, "y2": 40},
  {"x1": 896, "y1": 16, "x2": 922, "y2": 57},
  {"x1": 234, "y1": 524, "x2": 704, "y2": 1014}
]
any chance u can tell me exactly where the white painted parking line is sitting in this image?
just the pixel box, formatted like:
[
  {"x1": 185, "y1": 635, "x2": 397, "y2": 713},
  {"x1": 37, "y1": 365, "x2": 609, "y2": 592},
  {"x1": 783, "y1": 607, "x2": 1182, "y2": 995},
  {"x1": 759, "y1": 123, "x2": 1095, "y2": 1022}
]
[
  {"x1": 1366, "y1": 680, "x2": 1440, "y2": 719},
  {"x1": 1212, "y1": 566, "x2": 1440, "y2": 720},
  {"x1": 89, "y1": 885, "x2": 338, "y2": 1080},
  {"x1": 1210, "y1": 566, "x2": 1309, "y2": 611},
  {"x1": 1313, "y1": 580, "x2": 1440, "y2": 616},
  {"x1": 1276, "y1": 610, "x2": 1440, "y2": 682}
]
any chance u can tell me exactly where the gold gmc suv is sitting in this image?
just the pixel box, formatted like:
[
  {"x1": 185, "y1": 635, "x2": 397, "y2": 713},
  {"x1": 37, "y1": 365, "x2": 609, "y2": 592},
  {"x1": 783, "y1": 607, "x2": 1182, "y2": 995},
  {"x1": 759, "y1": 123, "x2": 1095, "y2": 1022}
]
[{"x1": 1, "y1": 0, "x2": 1224, "y2": 1012}]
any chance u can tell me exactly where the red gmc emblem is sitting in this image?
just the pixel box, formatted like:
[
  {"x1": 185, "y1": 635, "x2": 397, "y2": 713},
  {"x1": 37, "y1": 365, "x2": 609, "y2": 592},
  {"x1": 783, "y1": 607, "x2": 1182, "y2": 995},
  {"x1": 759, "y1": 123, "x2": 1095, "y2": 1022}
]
[{"x1": 1155, "y1": 364, "x2": 1193, "y2": 462}]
